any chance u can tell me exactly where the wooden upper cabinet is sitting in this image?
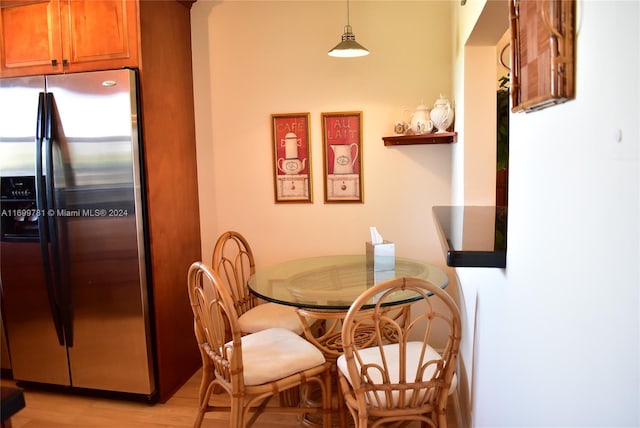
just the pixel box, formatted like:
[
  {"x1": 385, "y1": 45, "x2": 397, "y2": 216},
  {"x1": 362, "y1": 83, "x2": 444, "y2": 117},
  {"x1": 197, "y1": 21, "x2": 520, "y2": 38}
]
[
  {"x1": 0, "y1": 0, "x2": 63, "y2": 76},
  {"x1": 509, "y1": 0, "x2": 575, "y2": 112},
  {"x1": 1, "y1": 0, "x2": 139, "y2": 78},
  {"x1": 61, "y1": 0, "x2": 138, "y2": 70}
]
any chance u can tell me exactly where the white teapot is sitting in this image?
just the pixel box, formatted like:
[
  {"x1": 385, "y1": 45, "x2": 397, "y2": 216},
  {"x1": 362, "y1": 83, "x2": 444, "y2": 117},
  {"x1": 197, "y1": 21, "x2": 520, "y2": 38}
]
[
  {"x1": 404, "y1": 103, "x2": 433, "y2": 135},
  {"x1": 430, "y1": 95, "x2": 454, "y2": 133}
]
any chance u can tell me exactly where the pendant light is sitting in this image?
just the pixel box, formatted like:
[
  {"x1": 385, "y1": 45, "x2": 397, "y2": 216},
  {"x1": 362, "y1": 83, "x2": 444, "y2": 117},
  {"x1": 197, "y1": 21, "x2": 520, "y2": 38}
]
[{"x1": 328, "y1": 0, "x2": 369, "y2": 58}]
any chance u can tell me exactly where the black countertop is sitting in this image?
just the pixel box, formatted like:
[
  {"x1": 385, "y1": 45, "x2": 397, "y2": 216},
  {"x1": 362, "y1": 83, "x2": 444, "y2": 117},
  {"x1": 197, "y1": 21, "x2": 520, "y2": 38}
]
[{"x1": 432, "y1": 206, "x2": 507, "y2": 268}]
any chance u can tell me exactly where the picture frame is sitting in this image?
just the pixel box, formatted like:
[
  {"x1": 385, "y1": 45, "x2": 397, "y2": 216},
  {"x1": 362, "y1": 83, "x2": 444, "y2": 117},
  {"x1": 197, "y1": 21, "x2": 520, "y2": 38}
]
[
  {"x1": 271, "y1": 113, "x2": 312, "y2": 203},
  {"x1": 321, "y1": 111, "x2": 363, "y2": 203},
  {"x1": 509, "y1": 0, "x2": 575, "y2": 112}
]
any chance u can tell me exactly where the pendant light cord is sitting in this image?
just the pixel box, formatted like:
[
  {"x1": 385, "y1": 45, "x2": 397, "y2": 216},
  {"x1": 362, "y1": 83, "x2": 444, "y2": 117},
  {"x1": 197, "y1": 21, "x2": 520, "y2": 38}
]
[{"x1": 346, "y1": 0, "x2": 350, "y2": 26}]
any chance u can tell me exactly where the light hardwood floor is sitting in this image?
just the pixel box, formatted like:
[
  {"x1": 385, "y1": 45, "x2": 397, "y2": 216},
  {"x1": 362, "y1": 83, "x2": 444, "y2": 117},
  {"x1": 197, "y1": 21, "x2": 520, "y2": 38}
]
[
  {"x1": 2, "y1": 369, "x2": 458, "y2": 428},
  {"x1": 1, "y1": 369, "x2": 295, "y2": 428}
]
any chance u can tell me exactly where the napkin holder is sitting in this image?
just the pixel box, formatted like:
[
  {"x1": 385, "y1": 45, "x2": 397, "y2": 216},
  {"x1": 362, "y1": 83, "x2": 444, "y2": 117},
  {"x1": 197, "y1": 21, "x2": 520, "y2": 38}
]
[{"x1": 366, "y1": 241, "x2": 395, "y2": 285}]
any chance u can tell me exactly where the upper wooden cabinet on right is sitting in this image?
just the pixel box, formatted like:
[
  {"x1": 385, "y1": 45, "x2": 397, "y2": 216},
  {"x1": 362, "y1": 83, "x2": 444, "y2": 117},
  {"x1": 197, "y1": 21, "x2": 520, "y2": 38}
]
[
  {"x1": 509, "y1": 0, "x2": 575, "y2": 112},
  {"x1": 0, "y1": 0, "x2": 138, "y2": 78}
]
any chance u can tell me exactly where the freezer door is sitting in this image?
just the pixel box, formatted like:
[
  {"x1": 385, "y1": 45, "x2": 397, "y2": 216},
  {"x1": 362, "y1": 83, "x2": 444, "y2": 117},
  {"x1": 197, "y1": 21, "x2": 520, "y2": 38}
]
[
  {"x1": 1, "y1": 241, "x2": 72, "y2": 386},
  {"x1": 0, "y1": 76, "x2": 71, "y2": 385},
  {"x1": 45, "y1": 70, "x2": 155, "y2": 395},
  {"x1": 0, "y1": 76, "x2": 45, "y2": 177}
]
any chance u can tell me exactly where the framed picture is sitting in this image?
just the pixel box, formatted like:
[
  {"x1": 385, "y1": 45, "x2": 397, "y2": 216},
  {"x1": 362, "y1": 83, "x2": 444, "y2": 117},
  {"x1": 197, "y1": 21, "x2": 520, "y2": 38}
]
[
  {"x1": 321, "y1": 111, "x2": 363, "y2": 203},
  {"x1": 271, "y1": 113, "x2": 312, "y2": 203},
  {"x1": 509, "y1": 0, "x2": 575, "y2": 112}
]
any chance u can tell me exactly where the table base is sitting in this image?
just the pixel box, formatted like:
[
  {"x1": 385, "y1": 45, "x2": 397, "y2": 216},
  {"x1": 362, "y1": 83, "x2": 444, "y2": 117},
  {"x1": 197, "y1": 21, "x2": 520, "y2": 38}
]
[{"x1": 295, "y1": 305, "x2": 412, "y2": 428}]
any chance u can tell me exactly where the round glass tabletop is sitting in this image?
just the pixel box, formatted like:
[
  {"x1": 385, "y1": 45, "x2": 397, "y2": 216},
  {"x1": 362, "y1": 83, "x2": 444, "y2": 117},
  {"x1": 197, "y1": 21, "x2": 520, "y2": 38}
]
[{"x1": 247, "y1": 255, "x2": 448, "y2": 310}]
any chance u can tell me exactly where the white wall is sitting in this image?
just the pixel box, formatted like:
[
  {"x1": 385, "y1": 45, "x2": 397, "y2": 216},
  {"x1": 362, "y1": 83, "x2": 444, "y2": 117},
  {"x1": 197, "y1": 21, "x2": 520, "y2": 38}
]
[
  {"x1": 191, "y1": 1, "x2": 457, "y2": 271},
  {"x1": 455, "y1": 0, "x2": 640, "y2": 426}
]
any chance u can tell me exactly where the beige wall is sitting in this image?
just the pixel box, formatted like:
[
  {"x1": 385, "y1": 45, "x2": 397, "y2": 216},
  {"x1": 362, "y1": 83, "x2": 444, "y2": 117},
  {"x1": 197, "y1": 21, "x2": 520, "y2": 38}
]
[
  {"x1": 451, "y1": 0, "x2": 509, "y2": 206},
  {"x1": 450, "y1": 1, "x2": 509, "y2": 423},
  {"x1": 191, "y1": 1, "x2": 457, "y2": 270}
]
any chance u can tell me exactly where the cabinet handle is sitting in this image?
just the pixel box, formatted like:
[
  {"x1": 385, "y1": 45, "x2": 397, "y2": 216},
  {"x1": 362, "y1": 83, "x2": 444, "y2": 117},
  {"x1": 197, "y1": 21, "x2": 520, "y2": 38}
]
[{"x1": 50, "y1": 59, "x2": 68, "y2": 67}]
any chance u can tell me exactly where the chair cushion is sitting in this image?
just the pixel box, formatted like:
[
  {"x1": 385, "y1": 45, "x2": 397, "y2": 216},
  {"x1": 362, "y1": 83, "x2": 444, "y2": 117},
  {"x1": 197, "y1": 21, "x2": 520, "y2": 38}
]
[
  {"x1": 238, "y1": 302, "x2": 304, "y2": 335},
  {"x1": 231, "y1": 327, "x2": 325, "y2": 386},
  {"x1": 337, "y1": 341, "x2": 456, "y2": 405}
]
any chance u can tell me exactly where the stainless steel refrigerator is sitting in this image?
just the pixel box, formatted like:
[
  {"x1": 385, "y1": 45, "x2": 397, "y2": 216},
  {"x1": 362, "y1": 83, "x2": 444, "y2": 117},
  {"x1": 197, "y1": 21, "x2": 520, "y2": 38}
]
[{"x1": 0, "y1": 69, "x2": 156, "y2": 399}]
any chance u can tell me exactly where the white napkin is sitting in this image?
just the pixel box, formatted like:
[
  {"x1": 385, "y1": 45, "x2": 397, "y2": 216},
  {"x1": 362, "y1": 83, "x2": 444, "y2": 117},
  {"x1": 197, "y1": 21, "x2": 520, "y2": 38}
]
[{"x1": 370, "y1": 226, "x2": 384, "y2": 245}]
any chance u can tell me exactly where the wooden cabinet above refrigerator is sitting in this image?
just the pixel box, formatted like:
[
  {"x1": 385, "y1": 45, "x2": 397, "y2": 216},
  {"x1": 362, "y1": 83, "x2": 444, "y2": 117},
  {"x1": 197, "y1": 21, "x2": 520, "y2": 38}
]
[{"x1": 0, "y1": 0, "x2": 139, "y2": 78}]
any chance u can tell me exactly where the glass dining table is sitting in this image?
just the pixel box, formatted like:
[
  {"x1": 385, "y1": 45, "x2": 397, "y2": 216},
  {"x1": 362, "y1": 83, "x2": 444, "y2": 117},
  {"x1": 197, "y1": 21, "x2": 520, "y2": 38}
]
[
  {"x1": 247, "y1": 254, "x2": 449, "y2": 359},
  {"x1": 248, "y1": 255, "x2": 449, "y2": 428}
]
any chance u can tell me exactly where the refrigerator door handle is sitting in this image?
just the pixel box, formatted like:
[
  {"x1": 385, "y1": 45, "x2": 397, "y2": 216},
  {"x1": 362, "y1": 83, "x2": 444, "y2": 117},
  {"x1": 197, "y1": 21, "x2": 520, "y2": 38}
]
[
  {"x1": 36, "y1": 92, "x2": 48, "y2": 238},
  {"x1": 36, "y1": 92, "x2": 65, "y2": 347},
  {"x1": 44, "y1": 92, "x2": 74, "y2": 348}
]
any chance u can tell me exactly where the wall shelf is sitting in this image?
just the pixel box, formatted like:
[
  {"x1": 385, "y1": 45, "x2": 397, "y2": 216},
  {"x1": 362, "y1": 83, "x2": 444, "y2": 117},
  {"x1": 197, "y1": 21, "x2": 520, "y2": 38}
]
[{"x1": 382, "y1": 132, "x2": 457, "y2": 146}]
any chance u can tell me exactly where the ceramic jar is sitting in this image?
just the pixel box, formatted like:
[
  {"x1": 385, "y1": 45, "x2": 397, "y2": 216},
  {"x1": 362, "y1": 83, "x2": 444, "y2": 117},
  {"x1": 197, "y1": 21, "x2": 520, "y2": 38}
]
[{"x1": 430, "y1": 95, "x2": 454, "y2": 133}]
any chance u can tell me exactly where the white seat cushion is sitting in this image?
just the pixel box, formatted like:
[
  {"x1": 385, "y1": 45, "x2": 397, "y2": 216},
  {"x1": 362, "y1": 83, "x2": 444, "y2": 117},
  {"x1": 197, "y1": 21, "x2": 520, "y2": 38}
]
[
  {"x1": 228, "y1": 327, "x2": 325, "y2": 386},
  {"x1": 337, "y1": 341, "x2": 456, "y2": 406},
  {"x1": 238, "y1": 302, "x2": 304, "y2": 335}
]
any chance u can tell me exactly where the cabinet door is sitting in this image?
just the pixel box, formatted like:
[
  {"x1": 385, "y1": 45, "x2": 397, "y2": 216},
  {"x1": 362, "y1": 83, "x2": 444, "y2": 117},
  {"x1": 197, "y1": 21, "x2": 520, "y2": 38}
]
[
  {"x1": 60, "y1": 0, "x2": 138, "y2": 73},
  {"x1": 0, "y1": 0, "x2": 138, "y2": 78},
  {"x1": 509, "y1": 0, "x2": 575, "y2": 112},
  {"x1": 0, "y1": 0, "x2": 64, "y2": 77}
]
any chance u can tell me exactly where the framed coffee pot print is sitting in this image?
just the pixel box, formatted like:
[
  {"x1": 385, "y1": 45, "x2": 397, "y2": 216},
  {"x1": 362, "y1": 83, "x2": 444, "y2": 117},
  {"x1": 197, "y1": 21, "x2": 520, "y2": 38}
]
[{"x1": 271, "y1": 113, "x2": 312, "y2": 203}]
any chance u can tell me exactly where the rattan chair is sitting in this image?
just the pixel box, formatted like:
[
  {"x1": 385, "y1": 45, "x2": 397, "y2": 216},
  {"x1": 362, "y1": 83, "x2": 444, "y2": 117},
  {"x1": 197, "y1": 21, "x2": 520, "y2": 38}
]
[
  {"x1": 212, "y1": 231, "x2": 303, "y2": 335},
  {"x1": 337, "y1": 277, "x2": 461, "y2": 428},
  {"x1": 187, "y1": 261, "x2": 332, "y2": 428}
]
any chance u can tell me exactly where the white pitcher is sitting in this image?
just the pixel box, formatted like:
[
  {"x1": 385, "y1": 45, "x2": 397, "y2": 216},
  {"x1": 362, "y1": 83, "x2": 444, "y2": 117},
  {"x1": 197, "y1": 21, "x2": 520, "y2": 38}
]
[
  {"x1": 331, "y1": 143, "x2": 358, "y2": 175},
  {"x1": 412, "y1": 103, "x2": 433, "y2": 135},
  {"x1": 403, "y1": 103, "x2": 433, "y2": 135}
]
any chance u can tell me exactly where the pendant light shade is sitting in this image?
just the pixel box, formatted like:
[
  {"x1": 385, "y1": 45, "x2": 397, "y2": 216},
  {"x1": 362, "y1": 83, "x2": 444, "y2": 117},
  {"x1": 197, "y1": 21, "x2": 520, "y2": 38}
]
[{"x1": 328, "y1": 0, "x2": 369, "y2": 58}]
